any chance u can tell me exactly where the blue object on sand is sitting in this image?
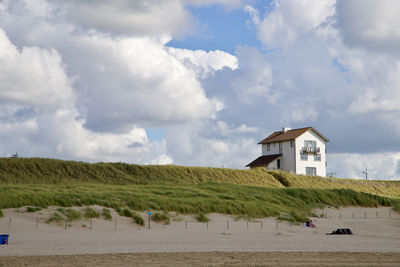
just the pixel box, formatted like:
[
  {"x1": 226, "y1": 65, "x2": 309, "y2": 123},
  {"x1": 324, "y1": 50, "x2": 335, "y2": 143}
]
[{"x1": 0, "y1": 234, "x2": 9, "y2": 245}]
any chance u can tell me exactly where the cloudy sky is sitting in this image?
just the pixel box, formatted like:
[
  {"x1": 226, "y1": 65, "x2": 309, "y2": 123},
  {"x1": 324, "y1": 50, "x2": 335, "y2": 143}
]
[{"x1": 1, "y1": 0, "x2": 400, "y2": 180}]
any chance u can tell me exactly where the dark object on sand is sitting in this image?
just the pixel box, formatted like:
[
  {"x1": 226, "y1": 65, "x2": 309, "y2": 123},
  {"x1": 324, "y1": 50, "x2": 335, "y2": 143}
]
[
  {"x1": 327, "y1": 228, "x2": 353, "y2": 235},
  {"x1": 0, "y1": 234, "x2": 9, "y2": 245}
]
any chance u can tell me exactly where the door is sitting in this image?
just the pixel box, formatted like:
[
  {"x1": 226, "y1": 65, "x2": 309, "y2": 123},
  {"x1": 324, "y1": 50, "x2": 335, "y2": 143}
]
[{"x1": 277, "y1": 159, "x2": 281, "y2": 169}]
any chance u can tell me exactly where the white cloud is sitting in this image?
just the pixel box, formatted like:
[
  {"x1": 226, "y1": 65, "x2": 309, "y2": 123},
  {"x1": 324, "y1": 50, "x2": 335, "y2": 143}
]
[
  {"x1": 328, "y1": 152, "x2": 400, "y2": 180},
  {"x1": 337, "y1": 0, "x2": 400, "y2": 54},
  {"x1": 185, "y1": 0, "x2": 245, "y2": 9},
  {"x1": 68, "y1": 34, "x2": 229, "y2": 132},
  {"x1": 231, "y1": 47, "x2": 275, "y2": 104},
  {"x1": 166, "y1": 121, "x2": 259, "y2": 168},
  {"x1": 167, "y1": 47, "x2": 238, "y2": 78},
  {"x1": 248, "y1": 0, "x2": 336, "y2": 48},
  {"x1": 0, "y1": 28, "x2": 74, "y2": 110},
  {"x1": 217, "y1": 121, "x2": 258, "y2": 136},
  {"x1": 60, "y1": 0, "x2": 193, "y2": 38}
]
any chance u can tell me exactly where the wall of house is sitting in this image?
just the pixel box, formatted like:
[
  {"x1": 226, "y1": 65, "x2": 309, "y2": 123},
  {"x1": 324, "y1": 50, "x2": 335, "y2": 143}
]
[
  {"x1": 281, "y1": 141, "x2": 295, "y2": 172},
  {"x1": 262, "y1": 141, "x2": 295, "y2": 172},
  {"x1": 295, "y1": 130, "x2": 327, "y2": 177}
]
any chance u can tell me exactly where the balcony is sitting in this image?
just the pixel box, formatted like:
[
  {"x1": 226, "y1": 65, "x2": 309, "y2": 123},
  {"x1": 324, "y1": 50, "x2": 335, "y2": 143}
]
[{"x1": 301, "y1": 147, "x2": 320, "y2": 154}]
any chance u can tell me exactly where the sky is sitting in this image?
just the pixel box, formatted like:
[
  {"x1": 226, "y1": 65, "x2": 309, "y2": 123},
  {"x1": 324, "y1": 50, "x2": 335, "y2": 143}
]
[{"x1": 1, "y1": 0, "x2": 400, "y2": 180}]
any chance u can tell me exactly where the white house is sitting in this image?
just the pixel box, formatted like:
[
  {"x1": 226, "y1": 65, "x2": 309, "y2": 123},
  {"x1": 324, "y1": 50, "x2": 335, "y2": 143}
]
[{"x1": 246, "y1": 127, "x2": 329, "y2": 176}]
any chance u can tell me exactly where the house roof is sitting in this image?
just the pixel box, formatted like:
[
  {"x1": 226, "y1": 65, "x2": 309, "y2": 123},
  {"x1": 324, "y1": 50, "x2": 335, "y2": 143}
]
[
  {"x1": 245, "y1": 154, "x2": 282, "y2": 168},
  {"x1": 257, "y1": 127, "x2": 329, "y2": 144}
]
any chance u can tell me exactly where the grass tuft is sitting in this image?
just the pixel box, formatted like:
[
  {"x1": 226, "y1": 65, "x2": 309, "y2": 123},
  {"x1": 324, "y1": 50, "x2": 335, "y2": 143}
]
[
  {"x1": 102, "y1": 208, "x2": 112, "y2": 220},
  {"x1": 195, "y1": 213, "x2": 210, "y2": 222},
  {"x1": 83, "y1": 207, "x2": 100, "y2": 219},
  {"x1": 57, "y1": 208, "x2": 82, "y2": 221},
  {"x1": 26, "y1": 206, "x2": 42, "y2": 212},
  {"x1": 46, "y1": 212, "x2": 63, "y2": 224},
  {"x1": 152, "y1": 212, "x2": 170, "y2": 225},
  {"x1": 132, "y1": 212, "x2": 144, "y2": 225}
]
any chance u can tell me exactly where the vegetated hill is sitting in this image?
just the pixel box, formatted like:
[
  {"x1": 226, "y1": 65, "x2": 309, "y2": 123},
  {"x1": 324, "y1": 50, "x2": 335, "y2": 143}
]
[
  {"x1": 0, "y1": 158, "x2": 399, "y2": 198},
  {"x1": 0, "y1": 183, "x2": 397, "y2": 221},
  {"x1": 0, "y1": 158, "x2": 399, "y2": 221},
  {"x1": 0, "y1": 158, "x2": 282, "y2": 187}
]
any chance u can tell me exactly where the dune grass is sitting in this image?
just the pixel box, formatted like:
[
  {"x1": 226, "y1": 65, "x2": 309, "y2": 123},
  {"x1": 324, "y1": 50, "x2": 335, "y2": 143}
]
[
  {"x1": 1, "y1": 158, "x2": 399, "y2": 199},
  {"x1": 0, "y1": 182, "x2": 397, "y2": 222},
  {"x1": 0, "y1": 158, "x2": 282, "y2": 187},
  {"x1": 0, "y1": 158, "x2": 399, "y2": 222}
]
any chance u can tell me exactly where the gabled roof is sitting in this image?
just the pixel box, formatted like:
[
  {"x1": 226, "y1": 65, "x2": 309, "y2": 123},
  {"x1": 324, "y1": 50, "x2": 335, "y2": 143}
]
[
  {"x1": 258, "y1": 127, "x2": 329, "y2": 144},
  {"x1": 245, "y1": 154, "x2": 282, "y2": 168}
]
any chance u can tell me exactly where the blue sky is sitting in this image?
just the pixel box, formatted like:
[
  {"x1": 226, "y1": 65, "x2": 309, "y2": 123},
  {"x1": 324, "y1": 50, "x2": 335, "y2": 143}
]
[
  {"x1": 168, "y1": 3, "x2": 263, "y2": 53},
  {"x1": 1, "y1": 0, "x2": 400, "y2": 180}
]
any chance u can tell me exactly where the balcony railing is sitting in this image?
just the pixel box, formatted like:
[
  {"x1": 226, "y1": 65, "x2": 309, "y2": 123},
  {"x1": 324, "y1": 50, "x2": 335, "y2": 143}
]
[{"x1": 302, "y1": 147, "x2": 320, "y2": 154}]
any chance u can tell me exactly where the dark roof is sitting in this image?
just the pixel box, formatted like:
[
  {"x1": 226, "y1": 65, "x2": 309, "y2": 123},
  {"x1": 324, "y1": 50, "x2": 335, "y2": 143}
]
[
  {"x1": 246, "y1": 154, "x2": 282, "y2": 168},
  {"x1": 258, "y1": 127, "x2": 329, "y2": 144}
]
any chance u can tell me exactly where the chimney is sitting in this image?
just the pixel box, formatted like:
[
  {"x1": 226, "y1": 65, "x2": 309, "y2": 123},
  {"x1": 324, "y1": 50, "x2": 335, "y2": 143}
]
[{"x1": 282, "y1": 127, "x2": 291, "y2": 133}]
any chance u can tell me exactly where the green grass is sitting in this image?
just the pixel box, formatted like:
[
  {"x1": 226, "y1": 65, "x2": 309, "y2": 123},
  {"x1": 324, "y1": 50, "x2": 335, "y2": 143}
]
[
  {"x1": 152, "y1": 212, "x2": 170, "y2": 224},
  {"x1": 0, "y1": 158, "x2": 399, "y2": 223},
  {"x1": 102, "y1": 208, "x2": 112, "y2": 220},
  {"x1": 0, "y1": 158, "x2": 399, "y2": 198},
  {"x1": 0, "y1": 157, "x2": 282, "y2": 187},
  {"x1": 46, "y1": 212, "x2": 63, "y2": 224},
  {"x1": 132, "y1": 212, "x2": 144, "y2": 225},
  {"x1": 57, "y1": 208, "x2": 82, "y2": 221},
  {"x1": 195, "y1": 213, "x2": 210, "y2": 222},
  {"x1": 83, "y1": 207, "x2": 100, "y2": 219},
  {"x1": 26, "y1": 206, "x2": 42, "y2": 212},
  {"x1": 0, "y1": 182, "x2": 398, "y2": 222}
]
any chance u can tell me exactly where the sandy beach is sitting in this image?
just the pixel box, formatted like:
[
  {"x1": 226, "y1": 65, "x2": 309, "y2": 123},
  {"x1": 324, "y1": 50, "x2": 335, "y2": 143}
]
[{"x1": 0, "y1": 206, "x2": 399, "y2": 266}]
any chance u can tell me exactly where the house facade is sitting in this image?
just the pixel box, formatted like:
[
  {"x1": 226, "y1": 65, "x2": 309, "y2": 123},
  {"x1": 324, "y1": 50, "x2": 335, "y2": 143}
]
[{"x1": 246, "y1": 127, "x2": 329, "y2": 176}]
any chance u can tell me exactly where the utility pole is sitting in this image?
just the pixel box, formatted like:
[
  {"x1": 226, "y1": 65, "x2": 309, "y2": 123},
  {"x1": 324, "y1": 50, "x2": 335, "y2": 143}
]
[{"x1": 362, "y1": 168, "x2": 368, "y2": 181}]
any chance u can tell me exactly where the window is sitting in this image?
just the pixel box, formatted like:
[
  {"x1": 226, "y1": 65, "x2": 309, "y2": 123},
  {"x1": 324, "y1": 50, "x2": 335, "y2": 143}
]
[
  {"x1": 279, "y1": 142, "x2": 282, "y2": 153},
  {"x1": 300, "y1": 152, "x2": 308, "y2": 161},
  {"x1": 290, "y1": 140, "x2": 294, "y2": 147},
  {"x1": 306, "y1": 167, "x2": 317, "y2": 176},
  {"x1": 277, "y1": 159, "x2": 280, "y2": 169},
  {"x1": 267, "y1": 144, "x2": 270, "y2": 151},
  {"x1": 314, "y1": 154, "x2": 321, "y2": 161},
  {"x1": 304, "y1": 140, "x2": 316, "y2": 148}
]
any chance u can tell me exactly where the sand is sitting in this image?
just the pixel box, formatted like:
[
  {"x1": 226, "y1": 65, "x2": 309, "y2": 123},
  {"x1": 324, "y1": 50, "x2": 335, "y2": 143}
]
[{"x1": 0, "y1": 206, "x2": 399, "y2": 266}]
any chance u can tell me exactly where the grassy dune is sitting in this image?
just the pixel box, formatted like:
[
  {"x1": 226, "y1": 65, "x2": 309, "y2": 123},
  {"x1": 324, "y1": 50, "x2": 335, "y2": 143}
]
[
  {"x1": 0, "y1": 158, "x2": 399, "y2": 222},
  {"x1": 0, "y1": 158, "x2": 282, "y2": 187}
]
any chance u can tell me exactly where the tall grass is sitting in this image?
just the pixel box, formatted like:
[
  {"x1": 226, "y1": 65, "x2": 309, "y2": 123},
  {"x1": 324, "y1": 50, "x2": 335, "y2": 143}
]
[
  {"x1": 0, "y1": 182, "x2": 397, "y2": 222},
  {"x1": 0, "y1": 158, "x2": 282, "y2": 187},
  {"x1": 0, "y1": 158, "x2": 399, "y2": 222},
  {"x1": 0, "y1": 158, "x2": 399, "y2": 198}
]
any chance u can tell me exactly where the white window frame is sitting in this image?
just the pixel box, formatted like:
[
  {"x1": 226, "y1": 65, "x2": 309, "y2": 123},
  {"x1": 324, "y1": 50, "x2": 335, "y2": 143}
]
[
  {"x1": 304, "y1": 140, "x2": 316, "y2": 148},
  {"x1": 300, "y1": 152, "x2": 308, "y2": 161},
  {"x1": 314, "y1": 154, "x2": 321, "y2": 161},
  {"x1": 306, "y1": 167, "x2": 317, "y2": 176}
]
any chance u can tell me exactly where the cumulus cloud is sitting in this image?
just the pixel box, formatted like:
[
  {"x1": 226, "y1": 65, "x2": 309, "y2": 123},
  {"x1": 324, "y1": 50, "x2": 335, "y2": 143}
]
[
  {"x1": 60, "y1": 0, "x2": 193, "y2": 38},
  {"x1": 336, "y1": 0, "x2": 400, "y2": 54},
  {"x1": 328, "y1": 152, "x2": 400, "y2": 180},
  {"x1": 185, "y1": 0, "x2": 244, "y2": 8},
  {"x1": 0, "y1": 0, "x2": 242, "y2": 167},
  {"x1": 0, "y1": 27, "x2": 172, "y2": 163},
  {"x1": 166, "y1": 121, "x2": 259, "y2": 168},
  {"x1": 167, "y1": 47, "x2": 238, "y2": 78},
  {"x1": 0, "y1": 28, "x2": 74, "y2": 110},
  {"x1": 247, "y1": 0, "x2": 336, "y2": 48},
  {"x1": 69, "y1": 34, "x2": 225, "y2": 132}
]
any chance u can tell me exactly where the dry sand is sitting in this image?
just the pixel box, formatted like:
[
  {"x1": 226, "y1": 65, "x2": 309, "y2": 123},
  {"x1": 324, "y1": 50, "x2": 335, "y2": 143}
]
[{"x1": 0, "y1": 206, "x2": 399, "y2": 266}]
